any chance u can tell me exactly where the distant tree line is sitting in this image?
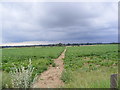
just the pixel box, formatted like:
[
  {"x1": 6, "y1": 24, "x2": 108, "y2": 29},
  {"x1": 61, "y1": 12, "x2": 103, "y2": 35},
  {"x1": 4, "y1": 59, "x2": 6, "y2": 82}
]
[{"x1": 0, "y1": 42, "x2": 119, "y2": 48}]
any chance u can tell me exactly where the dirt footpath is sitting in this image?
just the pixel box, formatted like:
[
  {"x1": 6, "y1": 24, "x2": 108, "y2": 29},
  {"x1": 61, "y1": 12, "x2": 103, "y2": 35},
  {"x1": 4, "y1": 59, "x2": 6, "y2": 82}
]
[{"x1": 33, "y1": 48, "x2": 66, "y2": 88}]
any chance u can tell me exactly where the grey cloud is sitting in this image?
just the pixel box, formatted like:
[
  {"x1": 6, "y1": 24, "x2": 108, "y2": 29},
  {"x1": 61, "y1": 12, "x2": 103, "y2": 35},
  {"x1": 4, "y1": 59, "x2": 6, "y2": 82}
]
[{"x1": 2, "y1": 2, "x2": 118, "y2": 43}]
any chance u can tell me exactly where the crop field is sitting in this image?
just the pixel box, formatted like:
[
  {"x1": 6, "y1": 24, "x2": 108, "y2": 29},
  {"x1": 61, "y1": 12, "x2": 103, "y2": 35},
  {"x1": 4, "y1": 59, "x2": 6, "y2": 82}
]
[
  {"x1": 61, "y1": 44, "x2": 118, "y2": 88},
  {"x1": 0, "y1": 44, "x2": 118, "y2": 88},
  {"x1": 2, "y1": 47, "x2": 64, "y2": 72},
  {"x1": 1, "y1": 46, "x2": 65, "y2": 88}
]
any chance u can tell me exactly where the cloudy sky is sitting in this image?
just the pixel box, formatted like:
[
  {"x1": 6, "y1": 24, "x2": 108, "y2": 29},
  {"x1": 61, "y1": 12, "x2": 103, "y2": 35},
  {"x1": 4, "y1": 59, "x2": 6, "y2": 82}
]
[{"x1": 1, "y1": 2, "x2": 118, "y2": 44}]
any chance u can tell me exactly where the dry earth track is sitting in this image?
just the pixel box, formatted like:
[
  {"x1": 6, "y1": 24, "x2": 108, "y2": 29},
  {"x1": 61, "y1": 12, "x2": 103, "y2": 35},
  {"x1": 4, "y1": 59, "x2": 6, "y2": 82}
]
[{"x1": 33, "y1": 48, "x2": 66, "y2": 88}]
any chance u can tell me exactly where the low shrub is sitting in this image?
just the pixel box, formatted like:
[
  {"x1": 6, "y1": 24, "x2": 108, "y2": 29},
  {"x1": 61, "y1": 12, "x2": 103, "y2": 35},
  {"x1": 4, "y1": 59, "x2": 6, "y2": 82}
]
[{"x1": 9, "y1": 59, "x2": 35, "y2": 88}]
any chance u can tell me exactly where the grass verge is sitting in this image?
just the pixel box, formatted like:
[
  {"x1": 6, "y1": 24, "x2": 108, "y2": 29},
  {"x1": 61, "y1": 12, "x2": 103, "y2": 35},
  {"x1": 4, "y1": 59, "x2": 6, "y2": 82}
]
[{"x1": 61, "y1": 66, "x2": 118, "y2": 88}]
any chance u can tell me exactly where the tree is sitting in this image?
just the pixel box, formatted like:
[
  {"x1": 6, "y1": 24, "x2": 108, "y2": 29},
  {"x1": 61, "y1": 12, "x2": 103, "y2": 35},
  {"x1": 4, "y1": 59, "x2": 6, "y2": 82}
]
[{"x1": 57, "y1": 43, "x2": 64, "y2": 46}]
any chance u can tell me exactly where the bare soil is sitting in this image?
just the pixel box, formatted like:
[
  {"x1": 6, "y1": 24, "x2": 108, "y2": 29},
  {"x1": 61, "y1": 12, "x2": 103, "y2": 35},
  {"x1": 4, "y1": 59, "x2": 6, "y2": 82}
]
[{"x1": 32, "y1": 49, "x2": 66, "y2": 88}]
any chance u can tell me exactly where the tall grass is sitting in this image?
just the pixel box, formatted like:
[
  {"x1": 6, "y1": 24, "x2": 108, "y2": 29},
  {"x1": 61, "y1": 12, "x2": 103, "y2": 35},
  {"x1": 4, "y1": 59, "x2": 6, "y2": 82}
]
[
  {"x1": 0, "y1": 71, "x2": 1, "y2": 89},
  {"x1": 2, "y1": 71, "x2": 12, "y2": 88},
  {"x1": 0, "y1": 49, "x2": 2, "y2": 89},
  {"x1": 61, "y1": 67, "x2": 118, "y2": 88}
]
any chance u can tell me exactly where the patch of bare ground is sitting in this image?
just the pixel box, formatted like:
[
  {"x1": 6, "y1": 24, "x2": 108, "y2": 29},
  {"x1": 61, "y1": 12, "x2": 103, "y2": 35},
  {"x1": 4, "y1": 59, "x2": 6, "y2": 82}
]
[{"x1": 32, "y1": 48, "x2": 66, "y2": 88}]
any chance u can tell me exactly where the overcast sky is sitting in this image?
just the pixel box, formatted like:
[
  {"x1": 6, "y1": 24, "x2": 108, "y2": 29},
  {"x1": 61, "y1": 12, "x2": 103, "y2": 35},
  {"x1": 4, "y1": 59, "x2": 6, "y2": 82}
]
[{"x1": 1, "y1": 2, "x2": 118, "y2": 44}]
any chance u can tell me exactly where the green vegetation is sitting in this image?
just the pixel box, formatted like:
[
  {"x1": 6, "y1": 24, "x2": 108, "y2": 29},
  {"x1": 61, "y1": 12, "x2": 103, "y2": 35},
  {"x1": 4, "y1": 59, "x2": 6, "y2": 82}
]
[
  {"x1": 1, "y1": 46, "x2": 64, "y2": 88},
  {"x1": 9, "y1": 60, "x2": 34, "y2": 88},
  {"x1": 1, "y1": 71, "x2": 12, "y2": 88},
  {"x1": 1, "y1": 44, "x2": 118, "y2": 88},
  {"x1": 62, "y1": 44, "x2": 118, "y2": 88}
]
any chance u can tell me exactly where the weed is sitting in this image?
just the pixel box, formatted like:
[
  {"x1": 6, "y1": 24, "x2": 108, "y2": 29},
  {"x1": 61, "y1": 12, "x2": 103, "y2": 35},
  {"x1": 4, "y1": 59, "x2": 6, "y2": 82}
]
[
  {"x1": 9, "y1": 59, "x2": 34, "y2": 88},
  {"x1": 52, "y1": 63, "x2": 56, "y2": 67}
]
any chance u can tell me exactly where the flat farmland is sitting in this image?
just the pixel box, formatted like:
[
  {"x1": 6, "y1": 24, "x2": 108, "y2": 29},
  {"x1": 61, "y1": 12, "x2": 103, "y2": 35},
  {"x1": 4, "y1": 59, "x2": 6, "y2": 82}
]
[
  {"x1": 1, "y1": 46, "x2": 65, "y2": 88},
  {"x1": 61, "y1": 44, "x2": 118, "y2": 88},
  {"x1": 1, "y1": 44, "x2": 118, "y2": 88}
]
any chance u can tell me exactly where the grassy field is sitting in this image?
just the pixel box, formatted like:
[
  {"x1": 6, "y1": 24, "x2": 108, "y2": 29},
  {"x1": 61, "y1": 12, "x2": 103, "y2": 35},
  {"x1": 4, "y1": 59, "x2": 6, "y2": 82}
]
[
  {"x1": 61, "y1": 44, "x2": 118, "y2": 88},
  {"x1": 1, "y1": 46, "x2": 65, "y2": 88}
]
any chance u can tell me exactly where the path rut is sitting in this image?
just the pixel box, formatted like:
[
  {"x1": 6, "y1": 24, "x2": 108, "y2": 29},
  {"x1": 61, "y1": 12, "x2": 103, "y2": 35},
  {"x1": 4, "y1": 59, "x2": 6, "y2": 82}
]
[{"x1": 33, "y1": 48, "x2": 66, "y2": 88}]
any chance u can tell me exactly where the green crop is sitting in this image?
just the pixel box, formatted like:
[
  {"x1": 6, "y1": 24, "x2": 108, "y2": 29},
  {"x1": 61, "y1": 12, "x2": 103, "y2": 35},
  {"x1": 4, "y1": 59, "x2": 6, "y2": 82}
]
[
  {"x1": 1, "y1": 46, "x2": 64, "y2": 88},
  {"x1": 62, "y1": 44, "x2": 118, "y2": 88}
]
